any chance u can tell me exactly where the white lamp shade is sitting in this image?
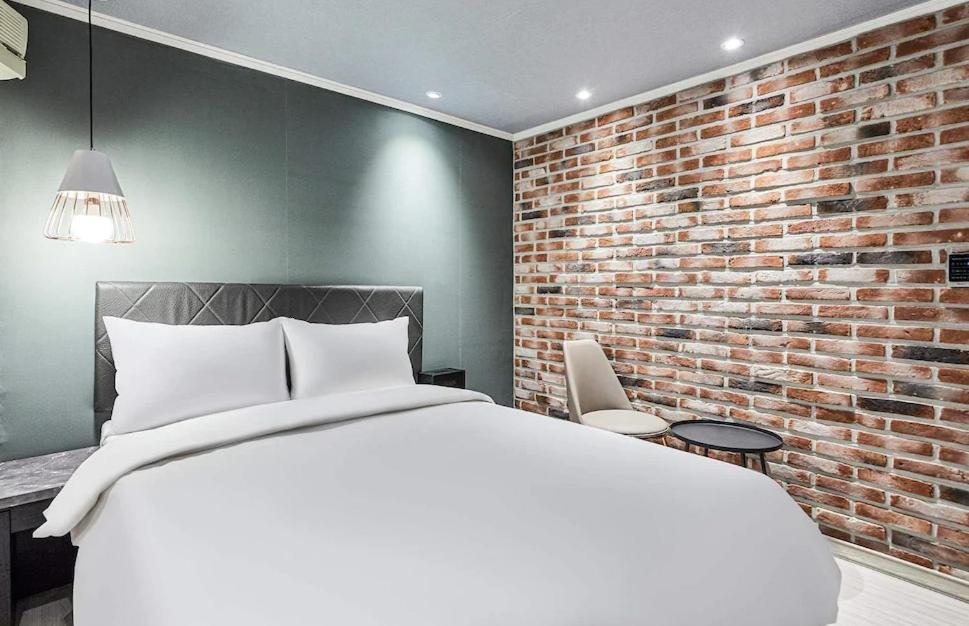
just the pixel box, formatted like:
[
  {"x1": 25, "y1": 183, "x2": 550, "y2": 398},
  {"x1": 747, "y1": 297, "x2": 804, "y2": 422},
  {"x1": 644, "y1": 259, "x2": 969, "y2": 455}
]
[{"x1": 44, "y1": 150, "x2": 134, "y2": 243}]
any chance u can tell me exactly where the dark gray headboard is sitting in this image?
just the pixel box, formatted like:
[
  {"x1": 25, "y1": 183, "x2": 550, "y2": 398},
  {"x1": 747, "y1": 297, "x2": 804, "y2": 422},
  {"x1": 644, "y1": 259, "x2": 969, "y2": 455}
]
[{"x1": 94, "y1": 282, "x2": 423, "y2": 433}]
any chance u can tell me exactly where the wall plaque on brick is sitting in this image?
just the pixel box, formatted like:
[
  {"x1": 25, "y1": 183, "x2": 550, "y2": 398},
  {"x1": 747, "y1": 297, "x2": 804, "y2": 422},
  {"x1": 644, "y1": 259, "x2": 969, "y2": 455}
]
[{"x1": 949, "y1": 252, "x2": 969, "y2": 284}]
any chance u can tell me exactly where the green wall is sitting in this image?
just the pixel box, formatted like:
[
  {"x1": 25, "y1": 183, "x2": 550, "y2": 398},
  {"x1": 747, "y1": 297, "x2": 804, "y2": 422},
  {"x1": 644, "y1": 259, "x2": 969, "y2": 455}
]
[{"x1": 0, "y1": 6, "x2": 513, "y2": 460}]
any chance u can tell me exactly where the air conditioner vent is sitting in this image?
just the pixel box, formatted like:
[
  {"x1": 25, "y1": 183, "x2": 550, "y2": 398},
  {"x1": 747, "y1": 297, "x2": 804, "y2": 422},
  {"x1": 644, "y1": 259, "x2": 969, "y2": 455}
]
[{"x1": 0, "y1": 0, "x2": 26, "y2": 79}]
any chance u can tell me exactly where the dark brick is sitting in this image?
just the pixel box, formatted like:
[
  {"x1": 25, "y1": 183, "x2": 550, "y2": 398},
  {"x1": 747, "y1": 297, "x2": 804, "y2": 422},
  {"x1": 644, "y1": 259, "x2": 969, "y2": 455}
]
[
  {"x1": 537, "y1": 286, "x2": 562, "y2": 294},
  {"x1": 860, "y1": 66, "x2": 894, "y2": 83},
  {"x1": 514, "y1": 158, "x2": 534, "y2": 169},
  {"x1": 894, "y1": 382, "x2": 969, "y2": 404},
  {"x1": 547, "y1": 229, "x2": 575, "y2": 239},
  {"x1": 614, "y1": 299, "x2": 652, "y2": 310},
  {"x1": 635, "y1": 177, "x2": 675, "y2": 192},
  {"x1": 703, "y1": 242, "x2": 750, "y2": 255},
  {"x1": 788, "y1": 252, "x2": 854, "y2": 266},
  {"x1": 857, "y1": 397, "x2": 935, "y2": 418},
  {"x1": 940, "y1": 485, "x2": 969, "y2": 506},
  {"x1": 730, "y1": 95, "x2": 785, "y2": 116},
  {"x1": 514, "y1": 307, "x2": 536, "y2": 316},
  {"x1": 704, "y1": 94, "x2": 729, "y2": 109},
  {"x1": 857, "y1": 251, "x2": 932, "y2": 264},
  {"x1": 729, "y1": 378, "x2": 782, "y2": 394},
  {"x1": 787, "y1": 321, "x2": 848, "y2": 335},
  {"x1": 657, "y1": 187, "x2": 699, "y2": 202},
  {"x1": 566, "y1": 143, "x2": 594, "y2": 156},
  {"x1": 616, "y1": 169, "x2": 651, "y2": 183},
  {"x1": 520, "y1": 210, "x2": 545, "y2": 221},
  {"x1": 657, "y1": 328, "x2": 691, "y2": 338},
  {"x1": 893, "y1": 345, "x2": 969, "y2": 365},
  {"x1": 860, "y1": 121, "x2": 892, "y2": 138},
  {"x1": 729, "y1": 318, "x2": 783, "y2": 332},
  {"x1": 817, "y1": 197, "x2": 888, "y2": 214},
  {"x1": 893, "y1": 532, "x2": 969, "y2": 568}
]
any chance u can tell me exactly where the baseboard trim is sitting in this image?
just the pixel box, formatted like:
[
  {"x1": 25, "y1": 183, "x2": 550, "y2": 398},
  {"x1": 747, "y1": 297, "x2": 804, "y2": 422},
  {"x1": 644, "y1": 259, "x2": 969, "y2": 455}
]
[{"x1": 829, "y1": 538, "x2": 969, "y2": 603}]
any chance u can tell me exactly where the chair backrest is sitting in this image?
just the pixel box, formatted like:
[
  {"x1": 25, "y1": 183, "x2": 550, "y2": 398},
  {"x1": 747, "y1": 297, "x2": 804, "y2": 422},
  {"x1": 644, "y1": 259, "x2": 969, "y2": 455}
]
[{"x1": 563, "y1": 339, "x2": 633, "y2": 422}]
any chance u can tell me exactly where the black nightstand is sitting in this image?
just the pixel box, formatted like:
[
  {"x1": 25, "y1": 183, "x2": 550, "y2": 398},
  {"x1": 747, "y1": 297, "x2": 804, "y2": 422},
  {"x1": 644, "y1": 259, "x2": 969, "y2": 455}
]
[
  {"x1": 418, "y1": 368, "x2": 466, "y2": 389},
  {"x1": 0, "y1": 447, "x2": 96, "y2": 626}
]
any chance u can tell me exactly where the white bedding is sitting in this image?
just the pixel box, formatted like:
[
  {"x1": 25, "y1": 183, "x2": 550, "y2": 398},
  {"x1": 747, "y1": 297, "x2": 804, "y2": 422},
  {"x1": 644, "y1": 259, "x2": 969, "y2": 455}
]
[{"x1": 39, "y1": 385, "x2": 840, "y2": 626}]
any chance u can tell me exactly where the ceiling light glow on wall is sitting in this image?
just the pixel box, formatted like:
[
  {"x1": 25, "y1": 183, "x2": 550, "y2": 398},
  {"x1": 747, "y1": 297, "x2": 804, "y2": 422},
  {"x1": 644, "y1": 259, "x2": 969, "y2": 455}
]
[
  {"x1": 721, "y1": 37, "x2": 744, "y2": 51},
  {"x1": 576, "y1": 89, "x2": 591, "y2": 101},
  {"x1": 425, "y1": 91, "x2": 442, "y2": 99}
]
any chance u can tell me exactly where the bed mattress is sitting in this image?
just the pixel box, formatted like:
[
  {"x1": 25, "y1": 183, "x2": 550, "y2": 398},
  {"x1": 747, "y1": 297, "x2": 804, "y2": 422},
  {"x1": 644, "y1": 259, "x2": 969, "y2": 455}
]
[{"x1": 38, "y1": 385, "x2": 840, "y2": 626}]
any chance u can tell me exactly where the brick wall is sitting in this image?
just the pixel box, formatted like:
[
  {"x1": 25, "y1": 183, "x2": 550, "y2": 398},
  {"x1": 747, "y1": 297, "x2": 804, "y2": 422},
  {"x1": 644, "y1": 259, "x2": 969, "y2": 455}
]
[{"x1": 513, "y1": 4, "x2": 969, "y2": 578}]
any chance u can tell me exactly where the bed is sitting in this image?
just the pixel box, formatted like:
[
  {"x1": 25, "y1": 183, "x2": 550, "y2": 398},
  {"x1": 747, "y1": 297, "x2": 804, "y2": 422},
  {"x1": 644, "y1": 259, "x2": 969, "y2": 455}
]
[{"x1": 37, "y1": 282, "x2": 841, "y2": 626}]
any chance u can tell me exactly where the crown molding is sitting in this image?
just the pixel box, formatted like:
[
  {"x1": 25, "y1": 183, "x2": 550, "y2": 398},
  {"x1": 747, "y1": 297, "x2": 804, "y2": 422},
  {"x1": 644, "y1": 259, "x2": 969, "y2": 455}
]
[
  {"x1": 511, "y1": 0, "x2": 965, "y2": 141},
  {"x1": 13, "y1": 0, "x2": 513, "y2": 141}
]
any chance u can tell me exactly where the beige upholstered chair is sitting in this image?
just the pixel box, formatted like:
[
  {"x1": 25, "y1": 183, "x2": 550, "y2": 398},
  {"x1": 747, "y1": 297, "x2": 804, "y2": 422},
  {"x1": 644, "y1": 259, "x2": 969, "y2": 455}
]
[{"x1": 563, "y1": 339, "x2": 669, "y2": 440}]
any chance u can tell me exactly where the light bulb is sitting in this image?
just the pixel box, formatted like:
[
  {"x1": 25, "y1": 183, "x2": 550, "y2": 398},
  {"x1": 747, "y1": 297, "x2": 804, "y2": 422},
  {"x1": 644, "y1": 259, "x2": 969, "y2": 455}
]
[{"x1": 70, "y1": 214, "x2": 114, "y2": 243}]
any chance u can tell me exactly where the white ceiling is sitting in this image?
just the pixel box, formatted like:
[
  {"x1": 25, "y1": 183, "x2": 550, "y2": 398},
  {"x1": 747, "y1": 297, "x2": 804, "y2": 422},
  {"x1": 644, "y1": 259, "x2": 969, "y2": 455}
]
[{"x1": 55, "y1": 0, "x2": 928, "y2": 134}]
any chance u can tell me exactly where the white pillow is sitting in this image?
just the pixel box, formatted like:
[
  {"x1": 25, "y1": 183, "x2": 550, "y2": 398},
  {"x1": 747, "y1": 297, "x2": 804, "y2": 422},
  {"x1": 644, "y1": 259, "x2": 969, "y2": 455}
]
[
  {"x1": 104, "y1": 317, "x2": 289, "y2": 434},
  {"x1": 280, "y1": 317, "x2": 414, "y2": 399}
]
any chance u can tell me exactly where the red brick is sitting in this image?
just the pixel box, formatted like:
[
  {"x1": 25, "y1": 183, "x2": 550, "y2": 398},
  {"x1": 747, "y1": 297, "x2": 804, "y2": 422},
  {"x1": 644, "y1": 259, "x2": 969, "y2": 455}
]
[
  {"x1": 791, "y1": 111, "x2": 855, "y2": 135},
  {"x1": 858, "y1": 469, "x2": 934, "y2": 498},
  {"x1": 816, "y1": 510, "x2": 886, "y2": 540},
  {"x1": 855, "y1": 503, "x2": 932, "y2": 535},
  {"x1": 856, "y1": 431, "x2": 934, "y2": 456},
  {"x1": 943, "y1": 4, "x2": 969, "y2": 23},
  {"x1": 854, "y1": 171, "x2": 935, "y2": 192},
  {"x1": 894, "y1": 228, "x2": 969, "y2": 245},
  {"x1": 820, "y1": 85, "x2": 891, "y2": 113},
  {"x1": 818, "y1": 233, "x2": 886, "y2": 248},
  {"x1": 820, "y1": 48, "x2": 890, "y2": 78},
  {"x1": 786, "y1": 148, "x2": 851, "y2": 169},
  {"x1": 790, "y1": 42, "x2": 854, "y2": 70},
  {"x1": 784, "y1": 183, "x2": 851, "y2": 201},
  {"x1": 897, "y1": 22, "x2": 969, "y2": 58},
  {"x1": 895, "y1": 146, "x2": 969, "y2": 169},
  {"x1": 857, "y1": 133, "x2": 935, "y2": 158},
  {"x1": 597, "y1": 107, "x2": 635, "y2": 126},
  {"x1": 897, "y1": 106, "x2": 969, "y2": 133},
  {"x1": 857, "y1": 15, "x2": 937, "y2": 50},
  {"x1": 898, "y1": 67, "x2": 969, "y2": 94}
]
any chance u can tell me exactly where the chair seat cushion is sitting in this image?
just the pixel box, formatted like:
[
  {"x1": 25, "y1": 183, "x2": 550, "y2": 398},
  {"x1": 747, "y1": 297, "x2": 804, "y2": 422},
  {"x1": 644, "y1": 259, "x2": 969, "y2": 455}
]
[{"x1": 581, "y1": 409, "x2": 669, "y2": 437}]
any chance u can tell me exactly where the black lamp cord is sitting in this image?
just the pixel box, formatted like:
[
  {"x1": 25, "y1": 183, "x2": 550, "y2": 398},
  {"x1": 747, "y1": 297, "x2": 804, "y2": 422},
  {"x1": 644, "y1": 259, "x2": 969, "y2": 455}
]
[{"x1": 88, "y1": 0, "x2": 94, "y2": 151}]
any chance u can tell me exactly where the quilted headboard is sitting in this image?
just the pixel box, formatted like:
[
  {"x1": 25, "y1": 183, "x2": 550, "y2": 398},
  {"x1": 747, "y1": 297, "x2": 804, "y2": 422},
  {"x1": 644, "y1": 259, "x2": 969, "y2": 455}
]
[{"x1": 94, "y1": 282, "x2": 423, "y2": 433}]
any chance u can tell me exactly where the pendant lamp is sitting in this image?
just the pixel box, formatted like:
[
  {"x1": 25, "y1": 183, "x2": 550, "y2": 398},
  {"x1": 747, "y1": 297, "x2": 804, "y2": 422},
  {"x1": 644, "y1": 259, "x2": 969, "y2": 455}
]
[{"x1": 44, "y1": 0, "x2": 133, "y2": 243}]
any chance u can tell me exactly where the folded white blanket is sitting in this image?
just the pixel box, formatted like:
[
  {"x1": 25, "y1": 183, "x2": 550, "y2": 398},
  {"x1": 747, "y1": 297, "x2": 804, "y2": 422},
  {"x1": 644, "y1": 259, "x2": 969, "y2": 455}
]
[{"x1": 36, "y1": 384, "x2": 492, "y2": 538}]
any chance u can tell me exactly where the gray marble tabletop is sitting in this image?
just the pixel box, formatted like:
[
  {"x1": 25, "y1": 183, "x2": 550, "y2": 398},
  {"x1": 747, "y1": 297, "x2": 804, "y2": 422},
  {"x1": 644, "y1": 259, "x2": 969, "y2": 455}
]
[{"x1": 0, "y1": 447, "x2": 96, "y2": 510}]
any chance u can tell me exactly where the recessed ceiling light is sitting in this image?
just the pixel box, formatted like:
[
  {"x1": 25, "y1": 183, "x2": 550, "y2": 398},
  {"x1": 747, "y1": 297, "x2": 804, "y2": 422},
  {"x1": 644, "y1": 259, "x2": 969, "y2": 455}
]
[
  {"x1": 425, "y1": 91, "x2": 442, "y2": 99},
  {"x1": 721, "y1": 37, "x2": 744, "y2": 51},
  {"x1": 576, "y1": 89, "x2": 591, "y2": 101}
]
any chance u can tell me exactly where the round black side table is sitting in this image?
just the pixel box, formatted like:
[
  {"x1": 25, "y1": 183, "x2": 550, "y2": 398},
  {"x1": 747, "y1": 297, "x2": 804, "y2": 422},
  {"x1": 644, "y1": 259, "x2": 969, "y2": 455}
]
[{"x1": 669, "y1": 420, "x2": 783, "y2": 476}]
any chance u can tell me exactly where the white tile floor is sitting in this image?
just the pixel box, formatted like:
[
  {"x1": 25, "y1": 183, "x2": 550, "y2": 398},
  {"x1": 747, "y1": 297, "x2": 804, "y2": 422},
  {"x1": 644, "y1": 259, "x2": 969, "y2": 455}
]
[{"x1": 15, "y1": 558, "x2": 969, "y2": 626}]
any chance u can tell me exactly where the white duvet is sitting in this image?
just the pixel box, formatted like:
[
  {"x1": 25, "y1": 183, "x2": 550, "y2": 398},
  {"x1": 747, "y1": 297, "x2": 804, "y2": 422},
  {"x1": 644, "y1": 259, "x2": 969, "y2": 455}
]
[{"x1": 38, "y1": 385, "x2": 840, "y2": 626}]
